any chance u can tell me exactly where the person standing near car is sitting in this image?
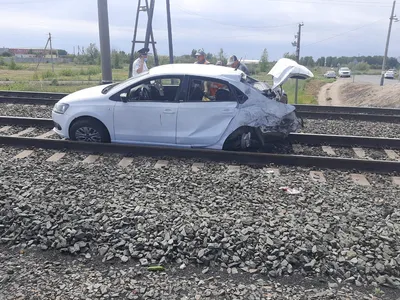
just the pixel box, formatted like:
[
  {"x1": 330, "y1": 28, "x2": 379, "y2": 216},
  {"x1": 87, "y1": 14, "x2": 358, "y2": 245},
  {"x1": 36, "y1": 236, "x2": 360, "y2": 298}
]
[
  {"x1": 132, "y1": 47, "x2": 149, "y2": 76},
  {"x1": 194, "y1": 49, "x2": 211, "y2": 64},
  {"x1": 227, "y1": 55, "x2": 250, "y2": 75}
]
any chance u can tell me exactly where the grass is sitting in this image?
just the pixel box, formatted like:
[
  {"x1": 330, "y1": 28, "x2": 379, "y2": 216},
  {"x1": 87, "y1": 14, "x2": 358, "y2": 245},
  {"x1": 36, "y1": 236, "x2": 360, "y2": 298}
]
[
  {"x1": 0, "y1": 62, "x2": 129, "y2": 82},
  {"x1": 254, "y1": 72, "x2": 333, "y2": 104},
  {"x1": 0, "y1": 82, "x2": 98, "y2": 93}
]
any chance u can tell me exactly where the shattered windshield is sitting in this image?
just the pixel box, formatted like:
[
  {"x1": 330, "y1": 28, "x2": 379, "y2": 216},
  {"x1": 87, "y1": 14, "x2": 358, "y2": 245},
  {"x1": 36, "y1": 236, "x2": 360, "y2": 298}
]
[
  {"x1": 241, "y1": 75, "x2": 271, "y2": 92},
  {"x1": 101, "y1": 71, "x2": 149, "y2": 94}
]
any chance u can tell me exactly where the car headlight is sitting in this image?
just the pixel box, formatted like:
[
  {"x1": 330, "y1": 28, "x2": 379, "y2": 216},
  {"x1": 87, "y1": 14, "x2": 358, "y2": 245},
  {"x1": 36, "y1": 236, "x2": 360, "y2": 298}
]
[{"x1": 53, "y1": 103, "x2": 69, "y2": 114}]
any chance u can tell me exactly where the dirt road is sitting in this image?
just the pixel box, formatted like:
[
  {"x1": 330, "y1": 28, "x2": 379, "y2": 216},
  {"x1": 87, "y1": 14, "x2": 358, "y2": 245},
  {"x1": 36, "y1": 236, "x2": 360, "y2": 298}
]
[
  {"x1": 318, "y1": 77, "x2": 400, "y2": 108},
  {"x1": 317, "y1": 80, "x2": 345, "y2": 106}
]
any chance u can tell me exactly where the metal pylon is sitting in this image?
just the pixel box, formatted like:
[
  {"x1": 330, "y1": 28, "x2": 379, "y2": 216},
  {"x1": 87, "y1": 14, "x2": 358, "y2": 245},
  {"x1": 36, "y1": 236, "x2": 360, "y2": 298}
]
[{"x1": 128, "y1": 0, "x2": 159, "y2": 77}]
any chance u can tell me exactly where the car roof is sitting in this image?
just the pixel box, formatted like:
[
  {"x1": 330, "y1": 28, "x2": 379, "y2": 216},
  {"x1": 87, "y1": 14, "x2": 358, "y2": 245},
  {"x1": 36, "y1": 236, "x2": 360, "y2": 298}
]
[{"x1": 148, "y1": 63, "x2": 244, "y2": 82}]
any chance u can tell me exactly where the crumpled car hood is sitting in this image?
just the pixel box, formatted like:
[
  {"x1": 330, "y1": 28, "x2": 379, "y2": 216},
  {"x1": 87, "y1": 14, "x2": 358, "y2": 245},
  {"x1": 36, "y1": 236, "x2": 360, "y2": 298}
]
[
  {"x1": 238, "y1": 89, "x2": 301, "y2": 135},
  {"x1": 268, "y1": 58, "x2": 314, "y2": 89}
]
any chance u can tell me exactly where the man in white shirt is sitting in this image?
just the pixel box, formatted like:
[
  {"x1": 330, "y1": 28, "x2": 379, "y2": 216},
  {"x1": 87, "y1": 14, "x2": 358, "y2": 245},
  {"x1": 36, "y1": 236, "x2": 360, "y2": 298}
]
[{"x1": 132, "y1": 47, "x2": 149, "y2": 76}]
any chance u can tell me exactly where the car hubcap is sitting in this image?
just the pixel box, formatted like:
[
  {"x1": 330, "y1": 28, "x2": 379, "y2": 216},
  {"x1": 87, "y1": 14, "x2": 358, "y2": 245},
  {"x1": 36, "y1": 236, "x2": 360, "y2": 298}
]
[{"x1": 75, "y1": 127, "x2": 101, "y2": 142}]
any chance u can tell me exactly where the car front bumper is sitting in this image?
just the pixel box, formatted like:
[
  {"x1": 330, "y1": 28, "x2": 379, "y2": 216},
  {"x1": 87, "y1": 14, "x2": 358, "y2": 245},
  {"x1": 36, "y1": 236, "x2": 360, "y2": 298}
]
[{"x1": 52, "y1": 110, "x2": 70, "y2": 139}]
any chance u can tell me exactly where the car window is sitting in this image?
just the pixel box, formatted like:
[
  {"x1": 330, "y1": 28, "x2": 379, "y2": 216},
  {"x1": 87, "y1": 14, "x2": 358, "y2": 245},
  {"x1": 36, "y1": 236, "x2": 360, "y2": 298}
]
[
  {"x1": 102, "y1": 71, "x2": 149, "y2": 94},
  {"x1": 186, "y1": 77, "x2": 234, "y2": 102},
  {"x1": 232, "y1": 86, "x2": 248, "y2": 104},
  {"x1": 125, "y1": 76, "x2": 182, "y2": 102}
]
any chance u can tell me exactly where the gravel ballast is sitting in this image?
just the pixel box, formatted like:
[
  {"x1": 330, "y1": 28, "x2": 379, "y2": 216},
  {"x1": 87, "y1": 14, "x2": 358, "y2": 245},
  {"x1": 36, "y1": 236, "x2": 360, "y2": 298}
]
[
  {"x1": 0, "y1": 147, "x2": 400, "y2": 299},
  {"x1": 1, "y1": 246, "x2": 397, "y2": 300},
  {"x1": 0, "y1": 103, "x2": 52, "y2": 118},
  {"x1": 303, "y1": 119, "x2": 400, "y2": 138}
]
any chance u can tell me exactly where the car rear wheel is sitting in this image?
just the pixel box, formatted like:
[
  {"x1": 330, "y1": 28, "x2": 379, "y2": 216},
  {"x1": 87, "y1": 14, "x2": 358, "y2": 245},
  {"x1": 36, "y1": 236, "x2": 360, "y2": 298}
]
[{"x1": 69, "y1": 118, "x2": 110, "y2": 143}]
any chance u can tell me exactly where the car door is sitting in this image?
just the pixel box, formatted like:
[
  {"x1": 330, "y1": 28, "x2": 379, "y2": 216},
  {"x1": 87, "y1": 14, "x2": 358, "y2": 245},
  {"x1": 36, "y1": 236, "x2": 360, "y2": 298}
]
[
  {"x1": 176, "y1": 76, "x2": 238, "y2": 147},
  {"x1": 113, "y1": 76, "x2": 183, "y2": 144}
]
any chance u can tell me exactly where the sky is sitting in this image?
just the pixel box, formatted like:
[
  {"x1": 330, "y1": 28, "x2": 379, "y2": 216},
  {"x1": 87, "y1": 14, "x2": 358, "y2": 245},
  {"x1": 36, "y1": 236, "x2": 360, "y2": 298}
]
[{"x1": 0, "y1": 0, "x2": 399, "y2": 61}]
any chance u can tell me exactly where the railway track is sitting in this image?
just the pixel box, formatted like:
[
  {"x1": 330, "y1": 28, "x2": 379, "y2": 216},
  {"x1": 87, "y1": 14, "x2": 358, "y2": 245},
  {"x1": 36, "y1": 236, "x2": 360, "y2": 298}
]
[
  {"x1": 1, "y1": 90, "x2": 400, "y2": 122},
  {"x1": 0, "y1": 116, "x2": 399, "y2": 173}
]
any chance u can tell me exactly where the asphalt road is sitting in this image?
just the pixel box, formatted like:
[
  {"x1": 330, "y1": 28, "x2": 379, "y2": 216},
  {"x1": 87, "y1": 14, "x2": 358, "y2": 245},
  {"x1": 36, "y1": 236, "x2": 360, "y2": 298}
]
[{"x1": 337, "y1": 75, "x2": 399, "y2": 85}]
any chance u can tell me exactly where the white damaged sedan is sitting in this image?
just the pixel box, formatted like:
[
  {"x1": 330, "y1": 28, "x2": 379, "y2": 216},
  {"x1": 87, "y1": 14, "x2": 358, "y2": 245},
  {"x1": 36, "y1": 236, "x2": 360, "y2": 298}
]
[{"x1": 52, "y1": 58, "x2": 313, "y2": 151}]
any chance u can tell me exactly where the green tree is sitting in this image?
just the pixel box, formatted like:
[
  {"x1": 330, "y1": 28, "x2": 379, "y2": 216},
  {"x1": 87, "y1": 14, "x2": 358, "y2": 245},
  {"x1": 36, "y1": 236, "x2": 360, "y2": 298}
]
[
  {"x1": 218, "y1": 48, "x2": 227, "y2": 65},
  {"x1": 316, "y1": 56, "x2": 325, "y2": 67},
  {"x1": 283, "y1": 52, "x2": 297, "y2": 60},
  {"x1": 259, "y1": 48, "x2": 269, "y2": 72},
  {"x1": 1, "y1": 52, "x2": 12, "y2": 57},
  {"x1": 58, "y1": 49, "x2": 68, "y2": 56},
  {"x1": 86, "y1": 43, "x2": 100, "y2": 64},
  {"x1": 112, "y1": 49, "x2": 122, "y2": 69}
]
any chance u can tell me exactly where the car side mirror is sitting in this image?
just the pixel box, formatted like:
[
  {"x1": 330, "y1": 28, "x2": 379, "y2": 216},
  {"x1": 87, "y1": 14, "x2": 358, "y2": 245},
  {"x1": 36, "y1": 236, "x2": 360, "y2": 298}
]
[{"x1": 120, "y1": 92, "x2": 128, "y2": 103}]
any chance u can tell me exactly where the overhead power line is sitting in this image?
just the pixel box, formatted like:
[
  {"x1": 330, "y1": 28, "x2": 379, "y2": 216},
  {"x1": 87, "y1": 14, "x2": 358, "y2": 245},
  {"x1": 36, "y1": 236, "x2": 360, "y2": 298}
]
[
  {"x1": 265, "y1": 0, "x2": 392, "y2": 6},
  {"x1": 0, "y1": 0, "x2": 55, "y2": 4},
  {"x1": 303, "y1": 18, "x2": 386, "y2": 47},
  {"x1": 174, "y1": 5, "x2": 298, "y2": 29}
]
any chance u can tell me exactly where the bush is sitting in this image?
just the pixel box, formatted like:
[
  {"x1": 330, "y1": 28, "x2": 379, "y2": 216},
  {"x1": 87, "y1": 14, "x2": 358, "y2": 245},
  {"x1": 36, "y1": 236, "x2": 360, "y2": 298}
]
[
  {"x1": 41, "y1": 70, "x2": 57, "y2": 79},
  {"x1": 50, "y1": 78, "x2": 59, "y2": 86},
  {"x1": 59, "y1": 69, "x2": 77, "y2": 77},
  {"x1": 8, "y1": 59, "x2": 23, "y2": 70},
  {"x1": 1, "y1": 52, "x2": 12, "y2": 57},
  {"x1": 87, "y1": 66, "x2": 101, "y2": 75},
  {"x1": 78, "y1": 67, "x2": 101, "y2": 76},
  {"x1": 32, "y1": 72, "x2": 39, "y2": 80},
  {"x1": 0, "y1": 57, "x2": 5, "y2": 66}
]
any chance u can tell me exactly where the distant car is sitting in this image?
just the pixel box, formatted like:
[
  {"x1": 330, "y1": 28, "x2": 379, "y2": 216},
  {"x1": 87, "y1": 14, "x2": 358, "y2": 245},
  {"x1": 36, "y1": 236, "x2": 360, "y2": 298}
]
[
  {"x1": 338, "y1": 67, "x2": 351, "y2": 78},
  {"x1": 52, "y1": 59, "x2": 314, "y2": 151},
  {"x1": 388, "y1": 69, "x2": 397, "y2": 75},
  {"x1": 384, "y1": 70, "x2": 395, "y2": 79},
  {"x1": 324, "y1": 70, "x2": 336, "y2": 78}
]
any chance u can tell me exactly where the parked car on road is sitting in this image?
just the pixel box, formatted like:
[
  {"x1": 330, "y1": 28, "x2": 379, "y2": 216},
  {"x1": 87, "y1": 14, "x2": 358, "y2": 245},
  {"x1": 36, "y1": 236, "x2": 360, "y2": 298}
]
[
  {"x1": 384, "y1": 70, "x2": 395, "y2": 79},
  {"x1": 52, "y1": 59, "x2": 313, "y2": 151},
  {"x1": 338, "y1": 67, "x2": 351, "y2": 78},
  {"x1": 324, "y1": 70, "x2": 336, "y2": 78}
]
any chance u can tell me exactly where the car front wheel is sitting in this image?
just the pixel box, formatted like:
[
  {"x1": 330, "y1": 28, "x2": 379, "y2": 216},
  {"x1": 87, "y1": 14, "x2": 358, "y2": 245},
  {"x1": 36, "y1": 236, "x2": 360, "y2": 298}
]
[{"x1": 69, "y1": 118, "x2": 110, "y2": 143}]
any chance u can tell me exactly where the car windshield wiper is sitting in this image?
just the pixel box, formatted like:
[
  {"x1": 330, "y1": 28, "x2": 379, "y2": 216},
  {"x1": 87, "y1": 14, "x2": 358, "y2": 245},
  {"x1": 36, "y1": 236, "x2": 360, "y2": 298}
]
[{"x1": 102, "y1": 83, "x2": 120, "y2": 94}]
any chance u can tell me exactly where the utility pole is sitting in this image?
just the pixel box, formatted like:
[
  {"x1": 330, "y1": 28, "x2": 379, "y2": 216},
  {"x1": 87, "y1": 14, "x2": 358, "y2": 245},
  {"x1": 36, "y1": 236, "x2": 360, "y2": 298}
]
[
  {"x1": 36, "y1": 35, "x2": 50, "y2": 71},
  {"x1": 166, "y1": 0, "x2": 174, "y2": 64},
  {"x1": 128, "y1": 0, "x2": 158, "y2": 77},
  {"x1": 145, "y1": 0, "x2": 159, "y2": 66},
  {"x1": 293, "y1": 22, "x2": 304, "y2": 104},
  {"x1": 128, "y1": 0, "x2": 142, "y2": 77},
  {"x1": 144, "y1": 0, "x2": 155, "y2": 50},
  {"x1": 48, "y1": 33, "x2": 54, "y2": 72},
  {"x1": 97, "y1": 0, "x2": 112, "y2": 84},
  {"x1": 380, "y1": 0, "x2": 398, "y2": 86}
]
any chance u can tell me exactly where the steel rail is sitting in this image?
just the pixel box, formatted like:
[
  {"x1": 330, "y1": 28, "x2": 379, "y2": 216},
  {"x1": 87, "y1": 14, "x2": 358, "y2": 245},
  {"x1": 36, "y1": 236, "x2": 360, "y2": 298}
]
[
  {"x1": 0, "y1": 96, "x2": 58, "y2": 105},
  {"x1": 298, "y1": 111, "x2": 400, "y2": 123},
  {"x1": 0, "y1": 135, "x2": 398, "y2": 173},
  {"x1": 0, "y1": 90, "x2": 66, "y2": 99},
  {"x1": 288, "y1": 133, "x2": 400, "y2": 149},
  {"x1": 0, "y1": 116, "x2": 54, "y2": 128},
  {"x1": 1, "y1": 116, "x2": 400, "y2": 149},
  {"x1": 295, "y1": 104, "x2": 400, "y2": 116}
]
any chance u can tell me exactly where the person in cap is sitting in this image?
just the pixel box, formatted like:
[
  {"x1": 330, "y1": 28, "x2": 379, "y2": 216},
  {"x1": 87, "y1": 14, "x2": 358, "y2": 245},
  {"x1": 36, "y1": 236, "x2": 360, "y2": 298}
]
[
  {"x1": 194, "y1": 49, "x2": 211, "y2": 64},
  {"x1": 227, "y1": 55, "x2": 249, "y2": 75},
  {"x1": 132, "y1": 47, "x2": 149, "y2": 76}
]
